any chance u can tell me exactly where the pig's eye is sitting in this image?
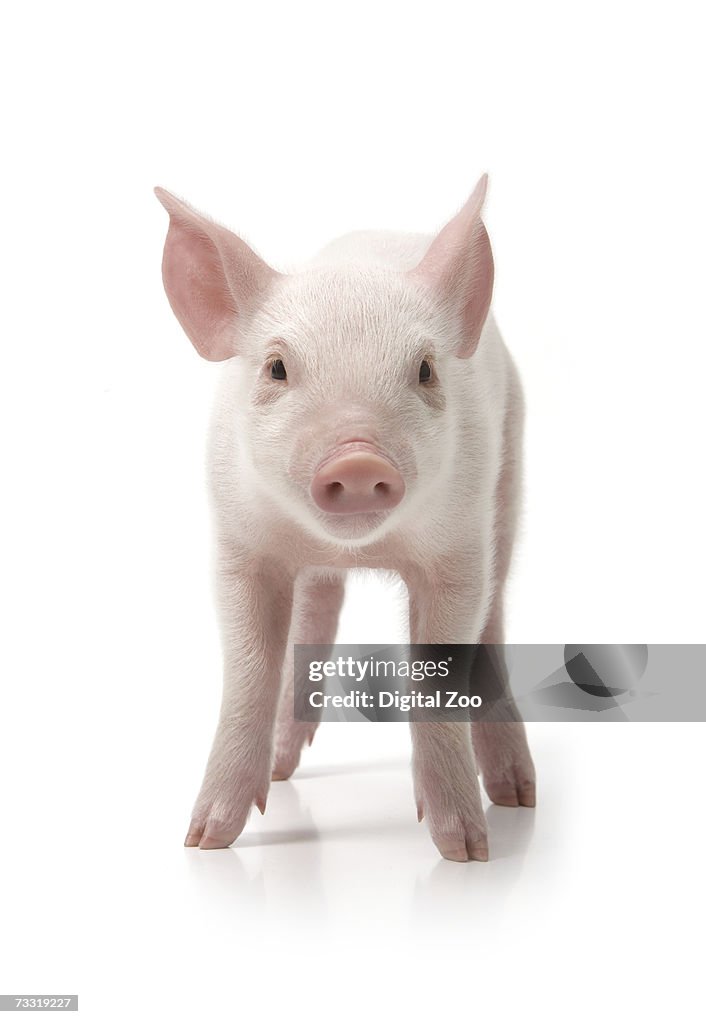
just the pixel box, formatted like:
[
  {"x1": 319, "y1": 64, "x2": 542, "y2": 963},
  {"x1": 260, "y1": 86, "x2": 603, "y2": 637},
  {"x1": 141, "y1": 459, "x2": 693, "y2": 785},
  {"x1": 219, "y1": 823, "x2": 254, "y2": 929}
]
[
  {"x1": 419, "y1": 359, "x2": 432, "y2": 384},
  {"x1": 270, "y1": 359, "x2": 287, "y2": 381}
]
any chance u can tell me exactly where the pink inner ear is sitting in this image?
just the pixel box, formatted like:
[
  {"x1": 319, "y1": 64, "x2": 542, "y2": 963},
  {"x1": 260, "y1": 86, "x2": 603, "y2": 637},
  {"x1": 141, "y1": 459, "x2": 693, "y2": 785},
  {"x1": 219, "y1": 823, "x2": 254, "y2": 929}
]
[
  {"x1": 409, "y1": 175, "x2": 494, "y2": 359},
  {"x1": 155, "y1": 188, "x2": 278, "y2": 362},
  {"x1": 162, "y1": 217, "x2": 239, "y2": 361}
]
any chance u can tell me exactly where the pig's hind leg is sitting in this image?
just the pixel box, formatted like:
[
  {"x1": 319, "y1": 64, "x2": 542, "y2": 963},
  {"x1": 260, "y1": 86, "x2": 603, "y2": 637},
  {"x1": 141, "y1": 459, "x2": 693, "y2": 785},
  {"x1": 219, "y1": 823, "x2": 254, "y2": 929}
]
[{"x1": 272, "y1": 573, "x2": 346, "y2": 781}]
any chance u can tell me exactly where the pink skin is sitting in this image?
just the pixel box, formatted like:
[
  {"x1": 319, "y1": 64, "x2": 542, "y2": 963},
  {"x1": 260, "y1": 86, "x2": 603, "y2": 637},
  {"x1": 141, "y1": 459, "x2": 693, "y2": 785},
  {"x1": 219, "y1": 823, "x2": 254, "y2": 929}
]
[
  {"x1": 311, "y1": 441, "x2": 405, "y2": 515},
  {"x1": 272, "y1": 575, "x2": 345, "y2": 781},
  {"x1": 156, "y1": 175, "x2": 536, "y2": 860},
  {"x1": 471, "y1": 383, "x2": 536, "y2": 812},
  {"x1": 183, "y1": 563, "x2": 292, "y2": 849}
]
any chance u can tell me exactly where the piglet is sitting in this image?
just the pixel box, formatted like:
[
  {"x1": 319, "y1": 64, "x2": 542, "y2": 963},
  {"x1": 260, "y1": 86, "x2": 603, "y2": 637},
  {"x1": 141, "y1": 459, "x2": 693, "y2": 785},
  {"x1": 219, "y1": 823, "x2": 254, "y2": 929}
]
[{"x1": 155, "y1": 176, "x2": 535, "y2": 861}]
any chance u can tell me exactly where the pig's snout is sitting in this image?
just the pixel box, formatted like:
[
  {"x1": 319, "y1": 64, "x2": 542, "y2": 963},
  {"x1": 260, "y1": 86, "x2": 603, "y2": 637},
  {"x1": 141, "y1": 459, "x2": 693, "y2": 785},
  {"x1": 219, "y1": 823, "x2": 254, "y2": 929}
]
[{"x1": 311, "y1": 443, "x2": 405, "y2": 516}]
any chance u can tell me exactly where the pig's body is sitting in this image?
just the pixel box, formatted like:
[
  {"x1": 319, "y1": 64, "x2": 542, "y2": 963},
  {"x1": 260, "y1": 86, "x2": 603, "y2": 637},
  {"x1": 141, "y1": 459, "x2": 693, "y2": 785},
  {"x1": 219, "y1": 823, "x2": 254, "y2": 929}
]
[{"x1": 156, "y1": 178, "x2": 535, "y2": 861}]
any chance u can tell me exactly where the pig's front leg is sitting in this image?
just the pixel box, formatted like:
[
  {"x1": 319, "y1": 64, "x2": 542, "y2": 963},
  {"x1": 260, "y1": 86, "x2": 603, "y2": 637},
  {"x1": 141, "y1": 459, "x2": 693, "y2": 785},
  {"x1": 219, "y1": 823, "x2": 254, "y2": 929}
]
[
  {"x1": 470, "y1": 639, "x2": 536, "y2": 809},
  {"x1": 185, "y1": 558, "x2": 294, "y2": 850},
  {"x1": 407, "y1": 570, "x2": 489, "y2": 862},
  {"x1": 272, "y1": 574, "x2": 345, "y2": 781}
]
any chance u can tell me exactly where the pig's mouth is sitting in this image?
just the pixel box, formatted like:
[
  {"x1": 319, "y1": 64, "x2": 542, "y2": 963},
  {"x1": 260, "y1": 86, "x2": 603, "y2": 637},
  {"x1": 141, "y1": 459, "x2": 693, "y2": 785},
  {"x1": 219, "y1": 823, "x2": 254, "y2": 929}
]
[{"x1": 309, "y1": 439, "x2": 406, "y2": 533}]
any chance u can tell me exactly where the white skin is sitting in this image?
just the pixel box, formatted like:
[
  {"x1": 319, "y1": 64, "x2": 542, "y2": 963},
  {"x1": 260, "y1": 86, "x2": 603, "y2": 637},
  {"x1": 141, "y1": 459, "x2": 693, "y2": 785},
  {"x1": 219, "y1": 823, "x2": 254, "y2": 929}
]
[{"x1": 155, "y1": 176, "x2": 535, "y2": 862}]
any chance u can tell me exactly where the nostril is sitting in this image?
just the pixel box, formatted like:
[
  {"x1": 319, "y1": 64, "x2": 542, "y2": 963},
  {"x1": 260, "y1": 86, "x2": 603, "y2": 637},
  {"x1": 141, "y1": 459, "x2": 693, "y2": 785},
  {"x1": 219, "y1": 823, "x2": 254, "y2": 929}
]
[
  {"x1": 374, "y1": 482, "x2": 390, "y2": 496},
  {"x1": 327, "y1": 481, "x2": 344, "y2": 498}
]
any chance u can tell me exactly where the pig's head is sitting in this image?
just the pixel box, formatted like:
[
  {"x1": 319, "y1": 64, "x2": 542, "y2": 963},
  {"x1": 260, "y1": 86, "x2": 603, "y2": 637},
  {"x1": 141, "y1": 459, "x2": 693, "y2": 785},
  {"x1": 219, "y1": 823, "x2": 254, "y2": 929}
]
[{"x1": 155, "y1": 177, "x2": 493, "y2": 547}]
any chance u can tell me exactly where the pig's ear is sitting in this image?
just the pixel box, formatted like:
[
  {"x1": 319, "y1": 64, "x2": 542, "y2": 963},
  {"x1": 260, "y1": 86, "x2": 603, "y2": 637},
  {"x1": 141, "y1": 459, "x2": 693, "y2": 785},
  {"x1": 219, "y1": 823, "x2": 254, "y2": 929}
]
[
  {"x1": 409, "y1": 174, "x2": 494, "y2": 358},
  {"x1": 154, "y1": 187, "x2": 279, "y2": 361}
]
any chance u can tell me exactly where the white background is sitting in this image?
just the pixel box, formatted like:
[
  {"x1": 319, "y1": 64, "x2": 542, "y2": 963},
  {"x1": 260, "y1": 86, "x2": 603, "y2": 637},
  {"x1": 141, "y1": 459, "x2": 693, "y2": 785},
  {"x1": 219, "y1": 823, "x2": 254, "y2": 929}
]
[{"x1": 1, "y1": 2, "x2": 705, "y2": 1021}]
